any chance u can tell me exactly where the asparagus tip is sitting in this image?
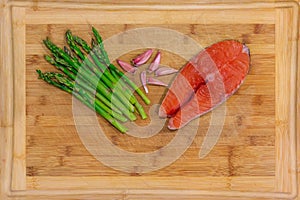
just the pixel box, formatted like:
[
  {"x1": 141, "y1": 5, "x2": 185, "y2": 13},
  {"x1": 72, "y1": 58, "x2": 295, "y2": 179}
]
[
  {"x1": 65, "y1": 30, "x2": 73, "y2": 41},
  {"x1": 44, "y1": 54, "x2": 50, "y2": 59},
  {"x1": 44, "y1": 55, "x2": 56, "y2": 65},
  {"x1": 42, "y1": 39, "x2": 48, "y2": 46},
  {"x1": 43, "y1": 38, "x2": 55, "y2": 51},
  {"x1": 36, "y1": 69, "x2": 43, "y2": 79},
  {"x1": 91, "y1": 38, "x2": 96, "y2": 48},
  {"x1": 66, "y1": 30, "x2": 72, "y2": 37},
  {"x1": 44, "y1": 37, "x2": 51, "y2": 43}
]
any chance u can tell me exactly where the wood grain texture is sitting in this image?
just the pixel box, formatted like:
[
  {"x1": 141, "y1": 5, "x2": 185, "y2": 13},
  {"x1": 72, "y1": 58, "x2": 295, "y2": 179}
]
[
  {"x1": 0, "y1": 127, "x2": 14, "y2": 198},
  {"x1": 0, "y1": 1, "x2": 13, "y2": 199},
  {"x1": 8, "y1": 0, "x2": 298, "y2": 4},
  {"x1": 0, "y1": 195, "x2": 291, "y2": 200},
  {"x1": 11, "y1": 6, "x2": 26, "y2": 191},
  {"x1": 298, "y1": 1, "x2": 300, "y2": 200},
  {"x1": 9, "y1": 188, "x2": 295, "y2": 200},
  {"x1": 275, "y1": 6, "x2": 298, "y2": 196},
  {"x1": 26, "y1": 176, "x2": 275, "y2": 191},
  {"x1": 297, "y1": 1, "x2": 300, "y2": 200},
  {"x1": 26, "y1": 24, "x2": 276, "y2": 181},
  {"x1": 0, "y1": 0, "x2": 13, "y2": 127},
  {"x1": 0, "y1": 1, "x2": 298, "y2": 200},
  {"x1": 24, "y1": 9, "x2": 276, "y2": 25}
]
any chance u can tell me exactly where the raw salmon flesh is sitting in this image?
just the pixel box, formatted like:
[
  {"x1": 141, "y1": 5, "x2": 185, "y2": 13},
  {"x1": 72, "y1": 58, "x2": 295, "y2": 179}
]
[{"x1": 159, "y1": 40, "x2": 250, "y2": 130}]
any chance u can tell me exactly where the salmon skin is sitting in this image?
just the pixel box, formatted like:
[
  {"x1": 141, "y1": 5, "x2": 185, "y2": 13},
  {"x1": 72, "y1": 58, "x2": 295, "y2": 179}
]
[{"x1": 159, "y1": 40, "x2": 250, "y2": 130}]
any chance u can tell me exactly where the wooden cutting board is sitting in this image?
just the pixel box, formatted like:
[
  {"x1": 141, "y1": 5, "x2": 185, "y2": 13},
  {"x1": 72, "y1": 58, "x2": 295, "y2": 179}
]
[{"x1": 0, "y1": 1, "x2": 298, "y2": 199}]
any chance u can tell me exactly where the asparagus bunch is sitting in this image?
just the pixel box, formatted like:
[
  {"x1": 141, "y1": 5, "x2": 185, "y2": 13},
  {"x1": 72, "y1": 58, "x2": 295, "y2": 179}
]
[{"x1": 37, "y1": 27, "x2": 151, "y2": 133}]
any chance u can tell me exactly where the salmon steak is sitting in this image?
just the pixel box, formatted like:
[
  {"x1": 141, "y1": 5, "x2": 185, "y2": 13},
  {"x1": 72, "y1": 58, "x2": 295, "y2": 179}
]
[{"x1": 159, "y1": 40, "x2": 250, "y2": 130}]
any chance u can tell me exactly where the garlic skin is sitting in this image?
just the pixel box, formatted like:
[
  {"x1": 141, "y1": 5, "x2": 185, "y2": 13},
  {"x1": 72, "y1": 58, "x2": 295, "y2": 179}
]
[
  {"x1": 132, "y1": 49, "x2": 153, "y2": 67},
  {"x1": 155, "y1": 67, "x2": 178, "y2": 76},
  {"x1": 148, "y1": 51, "x2": 161, "y2": 73},
  {"x1": 140, "y1": 71, "x2": 148, "y2": 93},
  {"x1": 117, "y1": 59, "x2": 137, "y2": 74},
  {"x1": 147, "y1": 77, "x2": 168, "y2": 87}
]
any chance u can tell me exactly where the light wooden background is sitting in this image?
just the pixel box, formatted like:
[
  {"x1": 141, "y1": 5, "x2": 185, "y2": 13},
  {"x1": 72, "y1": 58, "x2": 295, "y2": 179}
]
[
  {"x1": 294, "y1": 0, "x2": 300, "y2": 198},
  {"x1": 0, "y1": 0, "x2": 299, "y2": 199},
  {"x1": 26, "y1": 23, "x2": 276, "y2": 179}
]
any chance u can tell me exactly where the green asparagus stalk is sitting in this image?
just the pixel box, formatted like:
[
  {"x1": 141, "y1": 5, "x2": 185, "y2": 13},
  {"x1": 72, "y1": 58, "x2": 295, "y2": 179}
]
[
  {"x1": 66, "y1": 31, "x2": 116, "y2": 83},
  {"x1": 91, "y1": 44, "x2": 146, "y2": 107},
  {"x1": 110, "y1": 64, "x2": 151, "y2": 105},
  {"x1": 92, "y1": 27, "x2": 110, "y2": 66},
  {"x1": 40, "y1": 28, "x2": 152, "y2": 133},
  {"x1": 64, "y1": 46, "x2": 79, "y2": 63},
  {"x1": 46, "y1": 71, "x2": 129, "y2": 125},
  {"x1": 91, "y1": 38, "x2": 107, "y2": 65},
  {"x1": 111, "y1": 70, "x2": 137, "y2": 103},
  {"x1": 111, "y1": 70, "x2": 147, "y2": 119},
  {"x1": 45, "y1": 55, "x2": 136, "y2": 121},
  {"x1": 75, "y1": 35, "x2": 137, "y2": 105},
  {"x1": 52, "y1": 54, "x2": 78, "y2": 75},
  {"x1": 65, "y1": 31, "x2": 135, "y2": 112},
  {"x1": 51, "y1": 72, "x2": 127, "y2": 122},
  {"x1": 43, "y1": 38, "x2": 80, "y2": 71},
  {"x1": 44, "y1": 37, "x2": 135, "y2": 113},
  {"x1": 91, "y1": 27, "x2": 150, "y2": 105},
  {"x1": 74, "y1": 36, "x2": 115, "y2": 88},
  {"x1": 51, "y1": 72, "x2": 122, "y2": 115},
  {"x1": 45, "y1": 55, "x2": 77, "y2": 80},
  {"x1": 74, "y1": 36, "x2": 107, "y2": 70},
  {"x1": 134, "y1": 101, "x2": 148, "y2": 120},
  {"x1": 73, "y1": 36, "x2": 91, "y2": 54},
  {"x1": 36, "y1": 70, "x2": 128, "y2": 133}
]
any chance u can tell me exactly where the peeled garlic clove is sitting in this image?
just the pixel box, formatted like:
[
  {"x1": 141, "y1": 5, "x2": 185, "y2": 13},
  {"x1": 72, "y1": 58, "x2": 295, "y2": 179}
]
[
  {"x1": 155, "y1": 67, "x2": 178, "y2": 76},
  {"x1": 148, "y1": 51, "x2": 161, "y2": 73},
  {"x1": 132, "y1": 49, "x2": 153, "y2": 67},
  {"x1": 117, "y1": 59, "x2": 136, "y2": 74},
  {"x1": 147, "y1": 77, "x2": 168, "y2": 87},
  {"x1": 140, "y1": 71, "x2": 148, "y2": 93}
]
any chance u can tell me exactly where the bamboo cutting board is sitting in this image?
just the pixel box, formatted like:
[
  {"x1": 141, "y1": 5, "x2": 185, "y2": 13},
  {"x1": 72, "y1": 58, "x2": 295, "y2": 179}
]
[{"x1": 0, "y1": 1, "x2": 298, "y2": 199}]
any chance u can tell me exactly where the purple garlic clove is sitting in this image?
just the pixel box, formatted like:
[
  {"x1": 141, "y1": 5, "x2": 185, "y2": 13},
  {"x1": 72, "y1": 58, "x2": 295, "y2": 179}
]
[
  {"x1": 140, "y1": 71, "x2": 148, "y2": 93},
  {"x1": 148, "y1": 51, "x2": 161, "y2": 73},
  {"x1": 147, "y1": 77, "x2": 168, "y2": 87},
  {"x1": 132, "y1": 49, "x2": 153, "y2": 67},
  {"x1": 117, "y1": 59, "x2": 136, "y2": 74},
  {"x1": 155, "y1": 67, "x2": 178, "y2": 76}
]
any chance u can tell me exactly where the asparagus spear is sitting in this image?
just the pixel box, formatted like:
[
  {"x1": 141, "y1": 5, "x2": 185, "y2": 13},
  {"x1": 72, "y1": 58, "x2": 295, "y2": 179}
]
[
  {"x1": 110, "y1": 64, "x2": 151, "y2": 105},
  {"x1": 111, "y1": 70, "x2": 148, "y2": 119},
  {"x1": 46, "y1": 71, "x2": 129, "y2": 125},
  {"x1": 45, "y1": 55, "x2": 77, "y2": 80},
  {"x1": 91, "y1": 38, "x2": 107, "y2": 65},
  {"x1": 91, "y1": 27, "x2": 151, "y2": 105},
  {"x1": 111, "y1": 70, "x2": 137, "y2": 103},
  {"x1": 75, "y1": 34, "x2": 138, "y2": 106},
  {"x1": 44, "y1": 72, "x2": 127, "y2": 122},
  {"x1": 43, "y1": 38, "x2": 81, "y2": 71},
  {"x1": 52, "y1": 53, "x2": 78, "y2": 75},
  {"x1": 44, "y1": 37, "x2": 135, "y2": 113},
  {"x1": 92, "y1": 27, "x2": 110, "y2": 66},
  {"x1": 73, "y1": 36, "x2": 91, "y2": 54},
  {"x1": 36, "y1": 70, "x2": 128, "y2": 133},
  {"x1": 66, "y1": 31, "x2": 117, "y2": 84},
  {"x1": 65, "y1": 31, "x2": 135, "y2": 112},
  {"x1": 39, "y1": 28, "x2": 151, "y2": 133},
  {"x1": 44, "y1": 55, "x2": 136, "y2": 121},
  {"x1": 64, "y1": 46, "x2": 79, "y2": 63}
]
